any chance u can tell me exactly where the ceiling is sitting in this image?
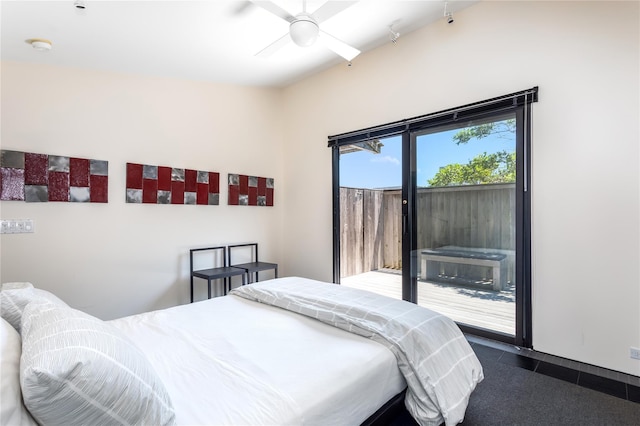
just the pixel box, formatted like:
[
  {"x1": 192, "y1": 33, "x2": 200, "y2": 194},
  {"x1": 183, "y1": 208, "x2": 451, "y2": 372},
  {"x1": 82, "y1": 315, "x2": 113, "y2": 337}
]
[{"x1": 1, "y1": 1, "x2": 478, "y2": 88}]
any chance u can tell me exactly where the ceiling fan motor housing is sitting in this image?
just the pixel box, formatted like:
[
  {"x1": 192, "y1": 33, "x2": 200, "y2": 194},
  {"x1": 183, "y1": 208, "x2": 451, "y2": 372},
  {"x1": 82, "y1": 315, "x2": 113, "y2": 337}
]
[{"x1": 289, "y1": 14, "x2": 319, "y2": 47}]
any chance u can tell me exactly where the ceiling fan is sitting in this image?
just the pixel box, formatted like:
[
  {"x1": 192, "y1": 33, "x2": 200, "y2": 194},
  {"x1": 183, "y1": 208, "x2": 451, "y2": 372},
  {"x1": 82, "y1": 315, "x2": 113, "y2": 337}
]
[{"x1": 252, "y1": 1, "x2": 361, "y2": 61}]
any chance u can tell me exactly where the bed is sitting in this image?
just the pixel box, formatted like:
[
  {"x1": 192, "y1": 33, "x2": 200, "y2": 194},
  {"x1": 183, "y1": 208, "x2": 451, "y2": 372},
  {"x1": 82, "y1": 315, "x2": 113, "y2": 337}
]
[{"x1": 1, "y1": 276, "x2": 483, "y2": 426}]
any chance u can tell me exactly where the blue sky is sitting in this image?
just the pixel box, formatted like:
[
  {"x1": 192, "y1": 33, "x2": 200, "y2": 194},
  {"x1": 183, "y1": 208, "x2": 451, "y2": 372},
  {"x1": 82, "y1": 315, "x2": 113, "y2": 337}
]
[{"x1": 339, "y1": 122, "x2": 515, "y2": 189}]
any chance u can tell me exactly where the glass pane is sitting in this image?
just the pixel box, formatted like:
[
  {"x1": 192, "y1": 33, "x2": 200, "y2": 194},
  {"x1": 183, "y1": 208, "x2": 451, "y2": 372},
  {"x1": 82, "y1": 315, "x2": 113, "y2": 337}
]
[
  {"x1": 338, "y1": 136, "x2": 403, "y2": 300},
  {"x1": 414, "y1": 116, "x2": 516, "y2": 335}
]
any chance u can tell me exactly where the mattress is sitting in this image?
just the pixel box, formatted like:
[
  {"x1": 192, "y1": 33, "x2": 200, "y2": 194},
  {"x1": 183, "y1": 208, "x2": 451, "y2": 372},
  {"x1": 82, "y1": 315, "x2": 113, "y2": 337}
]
[{"x1": 109, "y1": 294, "x2": 407, "y2": 425}]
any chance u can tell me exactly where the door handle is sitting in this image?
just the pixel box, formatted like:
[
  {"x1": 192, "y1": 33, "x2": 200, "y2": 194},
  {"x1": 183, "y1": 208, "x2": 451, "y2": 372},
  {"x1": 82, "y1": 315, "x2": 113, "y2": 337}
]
[{"x1": 402, "y1": 199, "x2": 408, "y2": 235}]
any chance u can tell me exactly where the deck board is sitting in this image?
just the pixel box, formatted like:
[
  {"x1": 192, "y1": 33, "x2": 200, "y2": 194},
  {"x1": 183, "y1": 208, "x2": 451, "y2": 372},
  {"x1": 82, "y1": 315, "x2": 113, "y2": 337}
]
[{"x1": 340, "y1": 269, "x2": 515, "y2": 335}]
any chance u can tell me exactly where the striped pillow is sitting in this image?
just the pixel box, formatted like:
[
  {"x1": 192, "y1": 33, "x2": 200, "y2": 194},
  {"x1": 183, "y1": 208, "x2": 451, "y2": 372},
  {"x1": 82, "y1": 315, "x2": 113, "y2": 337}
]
[
  {"x1": 20, "y1": 301, "x2": 176, "y2": 426},
  {"x1": 1, "y1": 282, "x2": 68, "y2": 333}
]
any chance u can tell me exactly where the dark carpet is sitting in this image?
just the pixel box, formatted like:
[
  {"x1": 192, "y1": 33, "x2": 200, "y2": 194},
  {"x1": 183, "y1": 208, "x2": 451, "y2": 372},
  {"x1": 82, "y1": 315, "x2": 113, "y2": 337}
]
[{"x1": 390, "y1": 343, "x2": 640, "y2": 426}]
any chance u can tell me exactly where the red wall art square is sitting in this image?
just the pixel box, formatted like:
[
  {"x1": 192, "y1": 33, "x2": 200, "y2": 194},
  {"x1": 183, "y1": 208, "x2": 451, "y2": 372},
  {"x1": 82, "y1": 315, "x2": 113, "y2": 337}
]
[
  {"x1": 126, "y1": 163, "x2": 220, "y2": 206},
  {"x1": 228, "y1": 174, "x2": 273, "y2": 206},
  {"x1": 0, "y1": 150, "x2": 108, "y2": 203}
]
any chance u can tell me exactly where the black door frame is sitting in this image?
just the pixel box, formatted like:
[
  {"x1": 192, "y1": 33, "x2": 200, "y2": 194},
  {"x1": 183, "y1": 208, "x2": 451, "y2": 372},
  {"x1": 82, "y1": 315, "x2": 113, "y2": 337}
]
[{"x1": 330, "y1": 88, "x2": 537, "y2": 347}]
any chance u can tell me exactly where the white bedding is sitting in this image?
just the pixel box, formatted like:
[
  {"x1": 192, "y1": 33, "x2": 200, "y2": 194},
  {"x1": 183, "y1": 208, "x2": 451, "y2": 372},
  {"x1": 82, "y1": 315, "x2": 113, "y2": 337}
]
[
  {"x1": 109, "y1": 292, "x2": 406, "y2": 425},
  {"x1": 232, "y1": 277, "x2": 484, "y2": 426}
]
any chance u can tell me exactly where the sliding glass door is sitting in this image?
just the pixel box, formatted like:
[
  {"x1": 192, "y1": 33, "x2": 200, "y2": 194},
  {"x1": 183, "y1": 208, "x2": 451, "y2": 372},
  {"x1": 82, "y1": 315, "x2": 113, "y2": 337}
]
[
  {"x1": 413, "y1": 115, "x2": 517, "y2": 336},
  {"x1": 337, "y1": 137, "x2": 403, "y2": 300},
  {"x1": 331, "y1": 88, "x2": 536, "y2": 346}
]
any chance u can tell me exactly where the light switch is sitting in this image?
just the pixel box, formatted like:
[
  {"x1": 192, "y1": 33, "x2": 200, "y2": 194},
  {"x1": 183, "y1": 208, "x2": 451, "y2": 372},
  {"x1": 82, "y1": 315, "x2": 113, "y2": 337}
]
[{"x1": 0, "y1": 219, "x2": 35, "y2": 234}]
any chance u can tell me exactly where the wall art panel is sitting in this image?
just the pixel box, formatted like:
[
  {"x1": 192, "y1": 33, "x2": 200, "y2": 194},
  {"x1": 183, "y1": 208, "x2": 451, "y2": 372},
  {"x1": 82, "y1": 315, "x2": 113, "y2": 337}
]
[
  {"x1": 126, "y1": 162, "x2": 219, "y2": 205},
  {"x1": 228, "y1": 174, "x2": 273, "y2": 206},
  {"x1": 0, "y1": 150, "x2": 108, "y2": 203}
]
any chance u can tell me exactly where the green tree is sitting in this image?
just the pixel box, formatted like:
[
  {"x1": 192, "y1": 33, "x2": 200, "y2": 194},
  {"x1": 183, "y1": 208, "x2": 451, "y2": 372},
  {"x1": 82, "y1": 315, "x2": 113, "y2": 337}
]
[
  {"x1": 452, "y1": 119, "x2": 516, "y2": 145},
  {"x1": 428, "y1": 119, "x2": 516, "y2": 187}
]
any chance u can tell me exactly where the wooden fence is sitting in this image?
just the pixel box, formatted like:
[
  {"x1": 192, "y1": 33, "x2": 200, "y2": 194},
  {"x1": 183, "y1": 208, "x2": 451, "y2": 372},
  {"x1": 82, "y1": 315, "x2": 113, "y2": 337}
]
[{"x1": 340, "y1": 183, "x2": 516, "y2": 283}]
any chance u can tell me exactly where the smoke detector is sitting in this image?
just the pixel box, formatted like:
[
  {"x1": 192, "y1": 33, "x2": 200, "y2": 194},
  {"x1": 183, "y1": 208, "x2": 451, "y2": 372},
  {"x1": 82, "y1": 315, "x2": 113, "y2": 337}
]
[{"x1": 26, "y1": 38, "x2": 52, "y2": 52}]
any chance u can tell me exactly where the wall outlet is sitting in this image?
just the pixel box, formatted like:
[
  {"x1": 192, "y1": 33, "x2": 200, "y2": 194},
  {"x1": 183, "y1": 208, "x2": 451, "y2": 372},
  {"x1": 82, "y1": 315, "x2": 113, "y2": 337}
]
[
  {"x1": 631, "y1": 347, "x2": 640, "y2": 360},
  {"x1": 23, "y1": 219, "x2": 34, "y2": 233}
]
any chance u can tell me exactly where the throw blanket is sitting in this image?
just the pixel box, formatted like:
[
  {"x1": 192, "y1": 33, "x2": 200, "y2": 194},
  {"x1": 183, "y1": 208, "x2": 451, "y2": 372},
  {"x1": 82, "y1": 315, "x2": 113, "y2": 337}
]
[{"x1": 231, "y1": 277, "x2": 483, "y2": 426}]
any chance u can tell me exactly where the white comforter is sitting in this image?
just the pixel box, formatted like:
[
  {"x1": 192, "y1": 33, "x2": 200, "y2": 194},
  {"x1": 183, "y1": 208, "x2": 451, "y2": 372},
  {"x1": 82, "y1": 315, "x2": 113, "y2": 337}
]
[
  {"x1": 110, "y1": 286, "x2": 406, "y2": 425},
  {"x1": 231, "y1": 277, "x2": 484, "y2": 426}
]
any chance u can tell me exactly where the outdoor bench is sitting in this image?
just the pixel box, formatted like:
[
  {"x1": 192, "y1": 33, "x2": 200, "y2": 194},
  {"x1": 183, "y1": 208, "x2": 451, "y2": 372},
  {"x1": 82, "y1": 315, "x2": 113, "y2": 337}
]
[{"x1": 420, "y1": 248, "x2": 508, "y2": 291}]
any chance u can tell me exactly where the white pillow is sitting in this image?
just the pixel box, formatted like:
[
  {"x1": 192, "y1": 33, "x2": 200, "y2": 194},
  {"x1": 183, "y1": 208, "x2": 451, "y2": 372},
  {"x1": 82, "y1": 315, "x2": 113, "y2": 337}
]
[
  {"x1": 0, "y1": 318, "x2": 37, "y2": 426},
  {"x1": 20, "y1": 301, "x2": 176, "y2": 426},
  {"x1": 1, "y1": 282, "x2": 68, "y2": 333},
  {"x1": 1, "y1": 282, "x2": 34, "y2": 291}
]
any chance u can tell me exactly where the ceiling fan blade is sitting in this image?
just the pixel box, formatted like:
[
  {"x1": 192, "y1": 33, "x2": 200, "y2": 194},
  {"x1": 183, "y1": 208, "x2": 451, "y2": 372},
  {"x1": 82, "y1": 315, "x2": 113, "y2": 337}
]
[
  {"x1": 230, "y1": 1, "x2": 254, "y2": 16},
  {"x1": 318, "y1": 30, "x2": 360, "y2": 61},
  {"x1": 255, "y1": 33, "x2": 291, "y2": 57},
  {"x1": 251, "y1": 1, "x2": 295, "y2": 23},
  {"x1": 312, "y1": 1, "x2": 358, "y2": 24}
]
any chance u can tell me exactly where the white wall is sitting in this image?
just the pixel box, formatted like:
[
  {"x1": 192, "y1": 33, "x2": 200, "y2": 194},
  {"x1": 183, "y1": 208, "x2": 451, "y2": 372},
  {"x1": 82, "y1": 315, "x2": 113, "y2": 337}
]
[
  {"x1": 281, "y1": 1, "x2": 640, "y2": 376},
  {"x1": 2, "y1": 1, "x2": 638, "y2": 376},
  {"x1": 1, "y1": 62, "x2": 285, "y2": 320}
]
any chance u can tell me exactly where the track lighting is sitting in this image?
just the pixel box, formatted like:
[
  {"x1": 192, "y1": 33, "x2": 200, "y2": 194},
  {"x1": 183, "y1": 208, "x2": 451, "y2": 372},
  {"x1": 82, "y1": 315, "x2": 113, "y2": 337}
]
[
  {"x1": 444, "y1": 2, "x2": 454, "y2": 24},
  {"x1": 389, "y1": 26, "x2": 400, "y2": 44},
  {"x1": 446, "y1": 12, "x2": 454, "y2": 24}
]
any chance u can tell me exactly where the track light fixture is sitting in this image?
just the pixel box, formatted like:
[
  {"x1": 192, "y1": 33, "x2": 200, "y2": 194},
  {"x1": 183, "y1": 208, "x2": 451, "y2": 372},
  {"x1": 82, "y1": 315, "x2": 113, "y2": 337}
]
[
  {"x1": 388, "y1": 26, "x2": 400, "y2": 44},
  {"x1": 444, "y1": 2, "x2": 454, "y2": 24},
  {"x1": 73, "y1": 0, "x2": 87, "y2": 16}
]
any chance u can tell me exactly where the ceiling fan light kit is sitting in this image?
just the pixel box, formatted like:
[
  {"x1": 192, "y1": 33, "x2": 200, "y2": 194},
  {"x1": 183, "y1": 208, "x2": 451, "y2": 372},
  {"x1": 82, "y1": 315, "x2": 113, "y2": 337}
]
[
  {"x1": 253, "y1": 1, "x2": 360, "y2": 61},
  {"x1": 289, "y1": 15, "x2": 319, "y2": 47}
]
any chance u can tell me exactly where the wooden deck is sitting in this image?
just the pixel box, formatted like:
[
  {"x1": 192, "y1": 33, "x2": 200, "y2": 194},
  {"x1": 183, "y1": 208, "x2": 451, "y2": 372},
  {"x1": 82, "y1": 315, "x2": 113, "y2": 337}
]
[{"x1": 340, "y1": 269, "x2": 515, "y2": 335}]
